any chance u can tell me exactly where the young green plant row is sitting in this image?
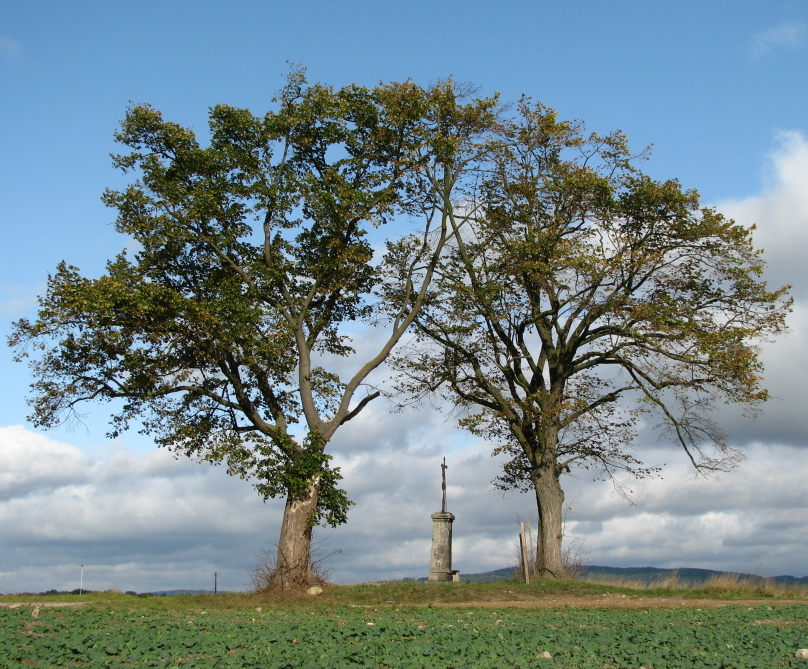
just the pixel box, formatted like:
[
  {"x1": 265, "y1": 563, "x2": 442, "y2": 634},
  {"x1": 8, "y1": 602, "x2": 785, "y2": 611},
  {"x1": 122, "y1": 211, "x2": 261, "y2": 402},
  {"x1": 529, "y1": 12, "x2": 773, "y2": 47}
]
[{"x1": 2, "y1": 604, "x2": 807, "y2": 668}]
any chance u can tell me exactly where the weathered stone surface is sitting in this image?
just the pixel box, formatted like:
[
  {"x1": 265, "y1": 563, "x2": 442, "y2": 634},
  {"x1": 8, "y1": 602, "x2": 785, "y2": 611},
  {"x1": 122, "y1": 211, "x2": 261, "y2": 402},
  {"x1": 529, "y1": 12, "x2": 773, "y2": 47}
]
[
  {"x1": 537, "y1": 651, "x2": 552, "y2": 659},
  {"x1": 428, "y1": 512, "x2": 455, "y2": 582},
  {"x1": 796, "y1": 649, "x2": 808, "y2": 659},
  {"x1": 306, "y1": 586, "x2": 324, "y2": 596}
]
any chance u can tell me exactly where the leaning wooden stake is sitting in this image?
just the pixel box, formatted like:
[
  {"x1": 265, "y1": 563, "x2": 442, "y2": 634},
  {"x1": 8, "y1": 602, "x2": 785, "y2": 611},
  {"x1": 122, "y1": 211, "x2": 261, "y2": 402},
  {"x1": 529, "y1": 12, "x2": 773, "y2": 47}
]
[
  {"x1": 525, "y1": 519, "x2": 534, "y2": 579},
  {"x1": 519, "y1": 522, "x2": 530, "y2": 585}
]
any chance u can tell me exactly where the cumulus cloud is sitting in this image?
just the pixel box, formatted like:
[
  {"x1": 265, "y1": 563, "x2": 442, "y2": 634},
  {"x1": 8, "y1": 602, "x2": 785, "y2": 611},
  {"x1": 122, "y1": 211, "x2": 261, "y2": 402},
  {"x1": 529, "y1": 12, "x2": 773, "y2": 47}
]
[
  {"x1": 3, "y1": 411, "x2": 808, "y2": 594},
  {"x1": 752, "y1": 22, "x2": 807, "y2": 58},
  {"x1": 710, "y1": 131, "x2": 808, "y2": 446},
  {"x1": 562, "y1": 443, "x2": 808, "y2": 577},
  {"x1": 717, "y1": 130, "x2": 808, "y2": 297},
  {"x1": 579, "y1": 133, "x2": 808, "y2": 572},
  {"x1": 0, "y1": 420, "x2": 529, "y2": 592},
  {"x1": 0, "y1": 426, "x2": 90, "y2": 500},
  {"x1": 0, "y1": 426, "x2": 283, "y2": 593}
]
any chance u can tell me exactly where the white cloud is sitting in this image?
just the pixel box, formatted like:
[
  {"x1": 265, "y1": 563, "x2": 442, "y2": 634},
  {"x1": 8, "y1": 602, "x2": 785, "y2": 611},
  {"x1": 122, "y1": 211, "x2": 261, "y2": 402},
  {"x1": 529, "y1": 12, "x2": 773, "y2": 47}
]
[
  {"x1": 0, "y1": 35, "x2": 22, "y2": 60},
  {"x1": 0, "y1": 426, "x2": 90, "y2": 500},
  {"x1": 0, "y1": 421, "x2": 529, "y2": 591},
  {"x1": 710, "y1": 131, "x2": 808, "y2": 446},
  {"x1": 0, "y1": 282, "x2": 44, "y2": 317},
  {"x1": 561, "y1": 442, "x2": 808, "y2": 577},
  {"x1": 717, "y1": 130, "x2": 808, "y2": 296},
  {"x1": 0, "y1": 426, "x2": 282, "y2": 592},
  {"x1": 752, "y1": 22, "x2": 807, "y2": 58},
  {"x1": 3, "y1": 410, "x2": 808, "y2": 593}
]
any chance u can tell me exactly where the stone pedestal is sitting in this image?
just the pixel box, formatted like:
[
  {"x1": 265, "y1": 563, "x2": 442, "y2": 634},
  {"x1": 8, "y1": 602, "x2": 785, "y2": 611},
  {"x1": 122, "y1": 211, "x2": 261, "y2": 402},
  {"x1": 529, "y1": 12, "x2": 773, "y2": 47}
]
[{"x1": 428, "y1": 511, "x2": 455, "y2": 582}]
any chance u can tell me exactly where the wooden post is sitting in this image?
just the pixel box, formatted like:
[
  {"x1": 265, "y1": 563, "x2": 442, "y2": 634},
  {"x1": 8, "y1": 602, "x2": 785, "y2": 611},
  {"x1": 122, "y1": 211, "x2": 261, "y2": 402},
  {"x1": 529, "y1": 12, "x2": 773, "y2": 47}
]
[{"x1": 519, "y1": 522, "x2": 530, "y2": 585}]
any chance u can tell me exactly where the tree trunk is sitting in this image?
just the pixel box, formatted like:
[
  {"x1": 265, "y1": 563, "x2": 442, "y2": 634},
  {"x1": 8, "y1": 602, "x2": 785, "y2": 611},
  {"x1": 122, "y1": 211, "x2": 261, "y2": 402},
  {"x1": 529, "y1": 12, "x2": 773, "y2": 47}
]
[
  {"x1": 273, "y1": 477, "x2": 320, "y2": 590},
  {"x1": 530, "y1": 464, "x2": 566, "y2": 578}
]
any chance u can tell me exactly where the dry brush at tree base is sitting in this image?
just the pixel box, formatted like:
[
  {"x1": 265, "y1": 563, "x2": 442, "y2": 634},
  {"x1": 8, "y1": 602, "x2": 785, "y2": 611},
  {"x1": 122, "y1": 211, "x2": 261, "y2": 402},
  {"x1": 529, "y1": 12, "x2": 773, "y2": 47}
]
[{"x1": 249, "y1": 543, "x2": 338, "y2": 593}]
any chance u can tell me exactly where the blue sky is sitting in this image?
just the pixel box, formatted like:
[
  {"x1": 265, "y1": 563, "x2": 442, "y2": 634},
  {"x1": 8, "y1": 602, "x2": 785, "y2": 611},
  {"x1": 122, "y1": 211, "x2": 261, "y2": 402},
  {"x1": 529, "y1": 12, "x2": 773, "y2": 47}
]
[{"x1": 2, "y1": 1, "x2": 808, "y2": 592}]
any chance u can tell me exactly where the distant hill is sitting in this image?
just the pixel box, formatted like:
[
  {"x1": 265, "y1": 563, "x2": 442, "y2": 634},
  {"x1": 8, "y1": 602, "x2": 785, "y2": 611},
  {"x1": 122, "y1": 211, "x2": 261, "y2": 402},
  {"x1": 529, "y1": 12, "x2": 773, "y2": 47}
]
[
  {"x1": 456, "y1": 568, "x2": 516, "y2": 584},
  {"x1": 457, "y1": 565, "x2": 808, "y2": 586},
  {"x1": 148, "y1": 590, "x2": 218, "y2": 596},
  {"x1": 0, "y1": 589, "x2": 225, "y2": 597},
  {"x1": 581, "y1": 566, "x2": 808, "y2": 586}
]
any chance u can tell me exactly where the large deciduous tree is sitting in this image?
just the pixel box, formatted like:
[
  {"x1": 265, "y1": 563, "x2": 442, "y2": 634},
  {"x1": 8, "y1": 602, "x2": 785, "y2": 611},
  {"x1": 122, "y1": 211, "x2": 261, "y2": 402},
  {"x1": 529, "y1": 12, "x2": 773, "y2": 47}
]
[
  {"x1": 390, "y1": 100, "x2": 791, "y2": 577},
  {"x1": 9, "y1": 72, "x2": 500, "y2": 589}
]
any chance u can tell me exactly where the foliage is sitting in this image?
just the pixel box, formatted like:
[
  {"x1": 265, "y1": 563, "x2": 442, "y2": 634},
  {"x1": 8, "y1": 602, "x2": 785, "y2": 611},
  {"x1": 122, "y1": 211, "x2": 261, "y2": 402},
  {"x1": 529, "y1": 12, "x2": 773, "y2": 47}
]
[
  {"x1": 8, "y1": 72, "x2": 500, "y2": 534},
  {"x1": 389, "y1": 98, "x2": 792, "y2": 574},
  {"x1": 3, "y1": 602, "x2": 807, "y2": 668}
]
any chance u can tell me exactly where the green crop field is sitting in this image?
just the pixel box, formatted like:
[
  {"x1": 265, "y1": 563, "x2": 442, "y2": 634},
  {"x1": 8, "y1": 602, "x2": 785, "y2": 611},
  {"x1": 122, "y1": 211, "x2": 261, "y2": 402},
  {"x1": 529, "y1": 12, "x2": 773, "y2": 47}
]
[{"x1": 2, "y1": 598, "x2": 807, "y2": 668}]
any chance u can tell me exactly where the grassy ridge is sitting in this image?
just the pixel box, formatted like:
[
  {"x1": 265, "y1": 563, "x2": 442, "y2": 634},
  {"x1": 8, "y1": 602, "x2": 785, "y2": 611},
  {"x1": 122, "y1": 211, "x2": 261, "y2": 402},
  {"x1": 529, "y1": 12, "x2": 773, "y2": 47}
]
[
  {"x1": 3, "y1": 575, "x2": 808, "y2": 612},
  {"x1": 463, "y1": 565, "x2": 808, "y2": 587}
]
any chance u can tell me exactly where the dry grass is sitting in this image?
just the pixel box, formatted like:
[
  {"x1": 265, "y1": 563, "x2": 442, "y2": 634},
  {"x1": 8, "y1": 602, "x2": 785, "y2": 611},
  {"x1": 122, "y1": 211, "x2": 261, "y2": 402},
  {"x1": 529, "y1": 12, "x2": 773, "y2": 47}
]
[
  {"x1": 579, "y1": 571, "x2": 808, "y2": 599},
  {"x1": 3, "y1": 573, "x2": 807, "y2": 612},
  {"x1": 581, "y1": 572, "x2": 684, "y2": 591},
  {"x1": 698, "y1": 572, "x2": 808, "y2": 598}
]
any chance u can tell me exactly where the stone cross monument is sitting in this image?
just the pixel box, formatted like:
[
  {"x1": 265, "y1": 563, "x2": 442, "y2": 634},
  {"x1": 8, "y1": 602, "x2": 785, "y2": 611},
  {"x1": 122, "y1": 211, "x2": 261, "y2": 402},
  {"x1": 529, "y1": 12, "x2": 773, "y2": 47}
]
[{"x1": 428, "y1": 457, "x2": 456, "y2": 582}]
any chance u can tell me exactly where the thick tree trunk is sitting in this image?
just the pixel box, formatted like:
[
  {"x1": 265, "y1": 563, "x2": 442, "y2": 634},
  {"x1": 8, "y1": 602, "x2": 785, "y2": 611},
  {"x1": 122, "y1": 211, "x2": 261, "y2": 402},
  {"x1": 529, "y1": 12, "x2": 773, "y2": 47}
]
[
  {"x1": 273, "y1": 477, "x2": 320, "y2": 590},
  {"x1": 530, "y1": 464, "x2": 566, "y2": 578}
]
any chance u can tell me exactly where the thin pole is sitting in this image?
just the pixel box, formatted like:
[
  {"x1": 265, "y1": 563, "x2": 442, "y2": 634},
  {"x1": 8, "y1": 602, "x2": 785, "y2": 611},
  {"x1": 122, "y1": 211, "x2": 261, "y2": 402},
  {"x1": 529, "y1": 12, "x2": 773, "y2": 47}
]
[
  {"x1": 214, "y1": 572, "x2": 217, "y2": 594},
  {"x1": 79, "y1": 565, "x2": 84, "y2": 595}
]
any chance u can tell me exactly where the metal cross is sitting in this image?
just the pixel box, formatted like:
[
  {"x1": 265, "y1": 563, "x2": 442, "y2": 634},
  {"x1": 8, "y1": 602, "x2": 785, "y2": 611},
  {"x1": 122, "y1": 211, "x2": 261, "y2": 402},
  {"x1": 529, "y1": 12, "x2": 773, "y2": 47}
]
[{"x1": 440, "y1": 457, "x2": 448, "y2": 513}]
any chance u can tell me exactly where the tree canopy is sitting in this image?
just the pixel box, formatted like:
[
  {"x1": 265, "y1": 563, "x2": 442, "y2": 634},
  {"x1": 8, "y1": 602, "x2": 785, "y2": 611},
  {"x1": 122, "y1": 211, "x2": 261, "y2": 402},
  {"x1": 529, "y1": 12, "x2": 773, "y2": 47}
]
[
  {"x1": 10, "y1": 71, "x2": 501, "y2": 587},
  {"x1": 389, "y1": 99, "x2": 792, "y2": 575}
]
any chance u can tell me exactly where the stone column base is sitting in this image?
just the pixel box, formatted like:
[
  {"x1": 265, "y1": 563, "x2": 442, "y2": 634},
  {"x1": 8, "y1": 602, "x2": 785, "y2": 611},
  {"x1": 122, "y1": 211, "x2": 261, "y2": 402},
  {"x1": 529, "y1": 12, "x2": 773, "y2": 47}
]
[{"x1": 428, "y1": 511, "x2": 455, "y2": 582}]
